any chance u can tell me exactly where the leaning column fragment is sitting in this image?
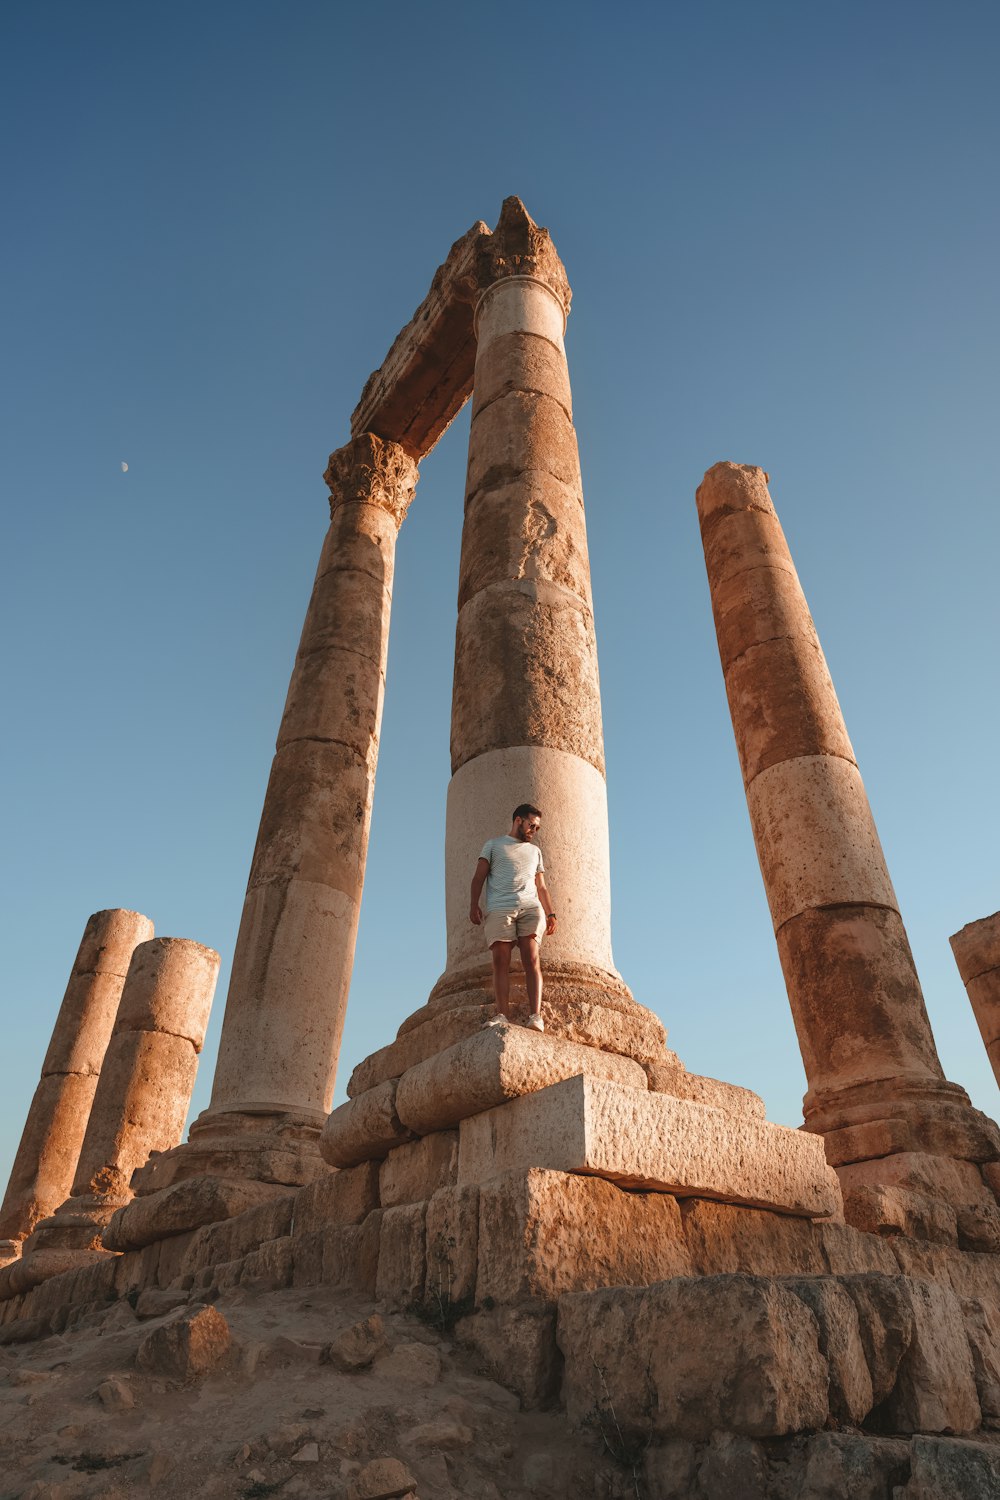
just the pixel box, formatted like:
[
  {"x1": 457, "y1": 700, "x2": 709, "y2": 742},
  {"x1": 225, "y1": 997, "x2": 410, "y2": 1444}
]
[
  {"x1": 0, "y1": 908, "x2": 153, "y2": 1262},
  {"x1": 696, "y1": 462, "x2": 1000, "y2": 1225},
  {"x1": 951, "y1": 913, "x2": 1000, "y2": 1088},
  {"x1": 4, "y1": 938, "x2": 218, "y2": 1289}
]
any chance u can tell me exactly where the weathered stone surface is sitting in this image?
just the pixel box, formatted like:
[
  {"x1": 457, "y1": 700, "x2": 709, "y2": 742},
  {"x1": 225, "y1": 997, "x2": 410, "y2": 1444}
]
[
  {"x1": 645, "y1": 1061, "x2": 765, "y2": 1117},
  {"x1": 451, "y1": 579, "x2": 603, "y2": 774},
  {"x1": 951, "y1": 913, "x2": 1000, "y2": 985},
  {"x1": 0, "y1": 1246, "x2": 112, "y2": 1300},
  {"x1": 348, "y1": 993, "x2": 667, "y2": 1096},
  {"x1": 113, "y1": 937, "x2": 217, "y2": 1048},
  {"x1": 465, "y1": 388, "x2": 581, "y2": 503},
  {"x1": 641, "y1": 1441, "x2": 698, "y2": 1500},
  {"x1": 379, "y1": 1132, "x2": 458, "y2": 1209},
  {"x1": 425, "y1": 1183, "x2": 479, "y2": 1308},
  {"x1": 136, "y1": 1303, "x2": 230, "y2": 1380},
  {"x1": 778, "y1": 910, "x2": 946, "y2": 1119},
  {"x1": 458, "y1": 1074, "x2": 839, "y2": 1218},
  {"x1": 839, "y1": 1274, "x2": 915, "y2": 1405},
  {"x1": 962, "y1": 1297, "x2": 1000, "y2": 1418},
  {"x1": 239, "y1": 1235, "x2": 293, "y2": 1290},
  {"x1": 322, "y1": 1312, "x2": 387, "y2": 1371},
  {"x1": 395, "y1": 1026, "x2": 646, "y2": 1138},
  {"x1": 781, "y1": 1276, "x2": 874, "y2": 1424},
  {"x1": 838, "y1": 1152, "x2": 1000, "y2": 1224},
  {"x1": 458, "y1": 472, "x2": 590, "y2": 612},
  {"x1": 797, "y1": 1433, "x2": 911, "y2": 1500},
  {"x1": 951, "y1": 915, "x2": 1000, "y2": 1089},
  {"x1": 681, "y1": 1200, "x2": 828, "y2": 1276},
  {"x1": 0, "y1": 1075, "x2": 101, "y2": 1245},
  {"x1": 375, "y1": 1202, "x2": 426, "y2": 1308},
  {"x1": 695, "y1": 1431, "x2": 770, "y2": 1499},
  {"x1": 747, "y1": 755, "x2": 898, "y2": 930},
  {"x1": 321, "y1": 1079, "x2": 415, "y2": 1169},
  {"x1": 292, "y1": 1162, "x2": 380, "y2": 1234},
  {"x1": 842, "y1": 1184, "x2": 959, "y2": 1246},
  {"x1": 67, "y1": 1029, "x2": 199, "y2": 1204},
  {"x1": 349, "y1": 1454, "x2": 419, "y2": 1500},
  {"x1": 178, "y1": 1194, "x2": 294, "y2": 1278},
  {"x1": 471, "y1": 329, "x2": 573, "y2": 422},
  {"x1": 558, "y1": 1275, "x2": 829, "y2": 1439},
  {"x1": 322, "y1": 1209, "x2": 382, "y2": 1296},
  {"x1": 455, "y1": 1302, "x2": 560, "y2": 1409},
  {"x1": 134, "y1": 1286, "x2": 188, "y2": 1320},
  {"x1": 824, "y1": 1105, "x2": 1000, "y2": 1169},
  {"x1": 477, "y1": 1169, "x2": 692, "y2": 1304},
  {"x1": 904, "y1": 1435, "x2": 1000, "y2": 1499},
  {"x1": 942, "y1": 1248, "x2": 1000, "y2": 1306},
  {"x1": 103, "y1": 1175, "x2": 288, "y2": 1251},
  {"x1": 723, "y1": 634, "x2": 854, "y2": 779},
  {"x1": 0, "y1": 909, "x2": 153, "y2": 1245},
  {"x1": 881, "y1": 1277, "x2": 981, "y2": 1434}
]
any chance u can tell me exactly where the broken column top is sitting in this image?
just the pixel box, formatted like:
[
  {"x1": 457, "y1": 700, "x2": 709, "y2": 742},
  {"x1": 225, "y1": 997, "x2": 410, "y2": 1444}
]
[
  {"x1": 951, "y1": 913, "x2": 1000, "y2": 983},
  {"x1": 349, "y1": 198, "x2": 569, "y2": 462}
]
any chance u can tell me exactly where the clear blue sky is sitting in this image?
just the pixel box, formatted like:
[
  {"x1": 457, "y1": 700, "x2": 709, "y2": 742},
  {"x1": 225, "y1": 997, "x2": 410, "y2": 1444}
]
[{"x1": 3, "y1": 1, "x2": 998, "y2": 1189}]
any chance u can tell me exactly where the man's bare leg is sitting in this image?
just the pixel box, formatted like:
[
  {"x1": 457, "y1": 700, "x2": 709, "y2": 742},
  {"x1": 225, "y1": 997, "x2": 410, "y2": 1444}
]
[
  {"x1": 490, "y1": 941, "x2": 514, "y2": 1019},
  {"x1": 518, "y1": 935, "x2": 543, "y2": 1019}
]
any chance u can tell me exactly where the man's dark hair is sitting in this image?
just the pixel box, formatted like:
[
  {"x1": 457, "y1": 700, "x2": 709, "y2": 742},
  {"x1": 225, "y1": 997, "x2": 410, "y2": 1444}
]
[{"x1": 512, "y1": 803, "x2": 542, "y2": 822}]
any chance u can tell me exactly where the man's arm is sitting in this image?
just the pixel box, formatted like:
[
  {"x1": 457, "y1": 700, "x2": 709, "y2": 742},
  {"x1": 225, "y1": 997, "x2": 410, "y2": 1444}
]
[
  {"x1": 470, "y1": 858, "x2": 490, "y2": 925},
  {"x1": 536, "y1": 872, "x2": 557, "y2": 934}
]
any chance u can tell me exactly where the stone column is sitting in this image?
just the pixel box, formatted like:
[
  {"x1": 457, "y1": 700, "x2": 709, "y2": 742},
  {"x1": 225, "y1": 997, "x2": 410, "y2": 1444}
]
[
  {"x1": 22, "y1": 938, "x2": 218, "y2": 1256},
  {"x1": 125, "y1": 433, "x2": 418, "y2": 1211},
  {"x1": 951, "y1": 914, "x2": 1000, "y2": 1088},
  {"x1": 428, "y1": 199, "x2": 634, "y2": 1025},
  {"x1": 696, "y1": 462, "x2": 999, "y2": 1180},
  {"x1": 0, "y1": 908, "x2": 153, "y2": 1260}
]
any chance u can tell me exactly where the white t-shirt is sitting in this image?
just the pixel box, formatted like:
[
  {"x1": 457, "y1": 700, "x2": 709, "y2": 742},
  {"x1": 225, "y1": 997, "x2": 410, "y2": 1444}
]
[{"x1": 479, "y1": 835, "x2": 545, "y2": 913}]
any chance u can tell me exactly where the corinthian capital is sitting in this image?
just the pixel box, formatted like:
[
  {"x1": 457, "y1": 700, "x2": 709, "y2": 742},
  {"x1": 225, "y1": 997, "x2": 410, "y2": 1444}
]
[
  {"x1": 476, "y1": 197, "x2": 572, "y2": 317},
  {"x1": 323, "y1": 433, "x2": 419, "y2": 529}
]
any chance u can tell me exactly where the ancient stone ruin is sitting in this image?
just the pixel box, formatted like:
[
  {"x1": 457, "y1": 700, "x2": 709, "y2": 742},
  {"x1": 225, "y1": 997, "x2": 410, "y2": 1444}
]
[{"x1": 2, "y1": 199, "x2": 999, "y2": 1499}]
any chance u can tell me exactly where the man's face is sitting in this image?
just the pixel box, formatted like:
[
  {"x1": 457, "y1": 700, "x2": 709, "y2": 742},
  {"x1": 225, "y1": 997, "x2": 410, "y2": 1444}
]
[{"x1": 514, "y1": 815, "x2": 541, "y2": 843}]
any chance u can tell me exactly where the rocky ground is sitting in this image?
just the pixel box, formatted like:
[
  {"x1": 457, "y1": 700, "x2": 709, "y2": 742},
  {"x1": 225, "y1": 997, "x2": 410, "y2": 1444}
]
[{"x1": 0, "y1": 1281, "x2": 631, "y2": 1500}]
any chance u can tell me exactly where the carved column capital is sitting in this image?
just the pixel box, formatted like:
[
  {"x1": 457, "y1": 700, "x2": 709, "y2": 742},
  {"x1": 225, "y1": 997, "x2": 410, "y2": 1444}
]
[
  {"x1": 475, "y1": 196, "x2": 572, "y2": 318},
  {"x1": 323, "y1": 433, "x2": 419, "y2": 529}
]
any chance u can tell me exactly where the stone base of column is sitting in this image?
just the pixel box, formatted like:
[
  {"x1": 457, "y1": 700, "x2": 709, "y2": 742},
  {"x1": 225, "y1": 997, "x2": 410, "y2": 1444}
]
[
  {"x1": 342, "y1": 965, "x2": 670, "y2": 1102},
  {"x1": 0, "y1": 1246, "x2": 115, "y2": 1301},
  {"x1": 804, "y1": 1074, "x2": 1000, "y2": 1166},
  {"x1": 20, "y1": 1192, "x2": 122, "y2": 1255},
  {"x1": 99, "y1": 1106, "x2": 331, "y2": 1248}
]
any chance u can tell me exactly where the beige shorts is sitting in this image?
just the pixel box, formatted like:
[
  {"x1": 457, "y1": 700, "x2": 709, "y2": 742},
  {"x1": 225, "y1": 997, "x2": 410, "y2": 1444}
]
[{"x1": 484, "y1": 906, "x2": 546, "y2": 948}]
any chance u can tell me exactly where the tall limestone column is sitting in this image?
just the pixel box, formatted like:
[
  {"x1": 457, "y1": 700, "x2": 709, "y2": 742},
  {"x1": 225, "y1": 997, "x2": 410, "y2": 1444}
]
[
  {"x1": 124, "y1": 434, "x2": 418, "y2": 1219},
  {"x1": 696, "y1": 462, "x2": 1000, "y2": 1199},
  {"x1": 426, "y1": 200, "x2": 647, "y2": 1040},
  {"x1": 0, "y1": 908, "x2": 153, "y2": 1261},
  {"x1": 14, "y1": 938, "x2": 218, "y2": 1278},
  {"x1": 951, "y1": 914, "x2": 1000, "y2": 1088}
]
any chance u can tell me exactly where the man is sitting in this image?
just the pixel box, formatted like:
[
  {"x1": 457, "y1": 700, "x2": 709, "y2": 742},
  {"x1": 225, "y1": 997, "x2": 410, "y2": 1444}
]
[{"x1": 469, "y1": 803, "x2": 557, "y2": 1032}]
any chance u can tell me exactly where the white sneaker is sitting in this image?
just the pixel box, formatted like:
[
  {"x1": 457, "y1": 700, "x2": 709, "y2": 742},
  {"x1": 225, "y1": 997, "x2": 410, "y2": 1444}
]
[
  {"x1": 482, "y1": 1014, "x2": 507, "y2": 1028},
  {"x1": 525, "y1": 1014, "x2": 545, "y2": 1033}
]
